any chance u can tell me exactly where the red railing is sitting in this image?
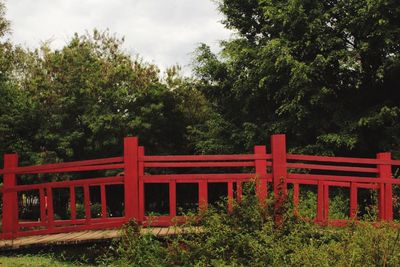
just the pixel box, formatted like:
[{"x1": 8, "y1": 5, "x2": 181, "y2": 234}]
[{"x1": 0, "y1": 134, "x2": 400, "y2": 239}]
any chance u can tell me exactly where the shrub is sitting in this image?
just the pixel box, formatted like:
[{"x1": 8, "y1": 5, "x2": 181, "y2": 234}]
[{"x1": 109, "y1": 182, "x2": 400, "y2": 266}]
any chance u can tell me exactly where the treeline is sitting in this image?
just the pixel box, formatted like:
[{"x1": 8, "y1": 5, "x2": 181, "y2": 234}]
[{"x1": 1, "y1": 0, "x2": 400, "y2": 169}]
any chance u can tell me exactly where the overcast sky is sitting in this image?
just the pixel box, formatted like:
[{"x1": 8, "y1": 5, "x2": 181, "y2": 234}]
[{"x1": 5, "y1": 0, "x2": 232, "y2": 74}]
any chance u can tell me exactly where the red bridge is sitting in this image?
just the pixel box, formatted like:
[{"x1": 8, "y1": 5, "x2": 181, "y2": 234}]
[{"x1": 1, "y1": 134, "x2": 400, "y2": 248}]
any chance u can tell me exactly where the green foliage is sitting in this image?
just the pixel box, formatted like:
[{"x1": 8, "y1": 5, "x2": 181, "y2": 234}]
[
  {"x1": 111, "y1": 186, "x2": 400, "y2": 266},
  {"x1": 193, "y1": 0, "x2": 400, "y2": 157}
]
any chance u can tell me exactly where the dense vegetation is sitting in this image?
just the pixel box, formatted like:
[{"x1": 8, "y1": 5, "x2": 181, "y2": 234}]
[
  {"x1": 1, "y1": 0, "x2": 400, "y2": 165},
  {"x1": 1, "y1": 0, "x2": 400, "y2": 265},
  {"x1": 108, "y1": 188, "x2": 400, "y2": 266}
]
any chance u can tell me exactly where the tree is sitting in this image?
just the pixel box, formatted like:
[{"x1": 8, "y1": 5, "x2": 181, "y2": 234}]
[
  {"x1": 194, "y1": 0, "x2": 400, "y2": 157},
  {"x1": 14, "y1": 30, "x2": 191, "y2": 164}
]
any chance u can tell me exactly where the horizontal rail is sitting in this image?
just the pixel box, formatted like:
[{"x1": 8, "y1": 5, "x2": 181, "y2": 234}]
[
  {"x1": 287, "y1": 163, "x2": 378, "y2": 173},
  {"x1": 287, "y1": 154, "x2": 400, "y2": 165},
  {"x1": 288, "y1": 173, "x2": 400, "y2": 184},
  {"x1": 141, "y1": 154, "x2": 271, "y2": 162},
  {"x1": 141, "y1": 173, "x2": 271, "y2": 181},
  {"x1": 5, "y1": 163, "x2": 124, "y2": 175},
  {"x1": 0, "y1": 157, "x2": 123, "y2": 175},
  {"x1": 3, "y1": 176, "x2": 124, "y2": 193},
  {"x1": 144, "y1": 161, "x2": 256, "y2": 168}
]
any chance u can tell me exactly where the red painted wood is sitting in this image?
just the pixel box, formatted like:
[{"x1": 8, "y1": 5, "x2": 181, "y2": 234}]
[
  {"x1": 236, "y1": 182, "x2": 242, "y2": 203},
  {"x1": 287, "y1": 154, "x2": 383, "y2": 165},
  {"x1": 350, "y1": 182, "x2": 357, "y2": 218},
  {"x1": 101, "y1": 184, "x2": 107, "y2": 219},
  {"x1": 2, "y1": 134, "x2": 400, "y2": 240},
  {"x1": 317, "y1": 181, "x2": 324, "y2": 222},
  {"x1": 287, "y1": 173, "x2": 399, "y2": 184},
  {"x1": 324, "y1": 184, "x2": 329, "y2": 221},
  {"x1": 287, "y1": 163, "x2": 378, "y2": 173},
  {"x1": 144, "y1": 161, "x2": 255, "y2": 168},
  {"x1": 0, "y1": 157, "x2": 123, "y2": 175},
  {"x1": 141, "y1": 154, "x2": 271, "y2": 162},
  {"x1": 70, "y1": 186, "x2": 76, "y2": 221},
  {"x1": 170, "y1": 181, "x2": 176, "y2": 217},
  {"x1": 2, "y1": 154, "x2": 18, "y2": 239},
  {"x1": 228, "y1": 181, "x2": 233, "y2": 212},
  {"x1": 255, "y1": 145, "x2": 267, "y2": 204},
  {"x1": 3, "y1": 176, "x2": 124, "y2": 193},
  {"x1": 40, "y1": 188, "x2": 46, "y2": 223},
  {"x1": 377, "y1": 152, "x2": 393, "y2": 221},
  {"x1": 138, "y1": 146, "x2": 145, "y2": 223},
  {"x1": 46, "y1": 186, "x2": 54, "y2": 230},
  {"x1": 199, "y1": 181, "x2": 208, "y2": 210},
  {"x1": 141, "y1": 173, "x2": 263, "y2": 181},
  {"x1": 271, "y1": 134, "x2": 287, "y2": 223},
  {"x1": 293, "y1": 183, "x2": 299, "y2": 216},
  {"x1": 124, "y1": 137, "x2": 139, "y2": 221},
  {"x1": 84, "y1": 185, "x2": 91, "y2": 221}
]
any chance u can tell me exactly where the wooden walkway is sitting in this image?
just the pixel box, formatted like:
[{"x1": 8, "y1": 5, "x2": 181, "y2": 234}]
[{"x1": 0, "y1": 227, "x2": 200, "y2": 250}]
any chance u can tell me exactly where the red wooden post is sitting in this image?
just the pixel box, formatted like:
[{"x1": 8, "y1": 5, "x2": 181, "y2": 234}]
[
  {"x1": 39, "y1": 187, "x2": 46, "y2": 223},
  {"x1": 317, "y1": 182, "x2": 329, "y2": 223},
  {"x1": 138, "y1": 146, "x2": 145, "y2": 223},
  {"x1": 377, "y1": 152, "x2": 393, "y2": 221},
  {"x1": 101, "y1": 184, "x2": 107, "y2": 219},
  {"x1": 317, "y1": 181, "x2": 324, "y2": 222},
  {"x1": 228, "y1": 181, "x2": 233, "y2": 212},
  {"x1": 254, "y1": 145, "x2": 267, "y2": 205},
  {"x1": 69, "y1": 186, "x2": 76, "y2": 221},
  {"x1": 350, "y1": 182, "x2": 358, "y2": 219},
  {"x1": 46, "y1": 186, "x2": 54, "y2": 229},
  {"x1": 199, "y1": 181, "x2": 208, "y2": 211},
  {"x1": 84, "y1": 185, "x2": 91, "y2": 221},
  {"x1": 2, "y1": 154, "x2": 18, "y2": 239},
  {"x1": 170, "y1": 181, "x2": 176, "y2": 218},
  {"x1": 236, "y1": 182, "x2": 242, "y2": 203},
  {"x1": 124, "y1": 137, "x2": 139, "y2": 221},
  {"x1": 293, "y1": 183, "x2": 299, "y2": 216},
  {"x1": 271, "y1": 134, "x2": 287, "y2": 223}
]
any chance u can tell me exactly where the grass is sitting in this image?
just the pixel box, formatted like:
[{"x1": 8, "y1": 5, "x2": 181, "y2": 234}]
[{"x1": 0, "y1": 254, "x2": 82, "y2": 267}]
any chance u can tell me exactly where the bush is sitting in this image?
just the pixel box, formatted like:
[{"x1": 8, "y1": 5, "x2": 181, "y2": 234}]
[{"x1": 108, "y1": 182, "x2": 400, "y2": 266}]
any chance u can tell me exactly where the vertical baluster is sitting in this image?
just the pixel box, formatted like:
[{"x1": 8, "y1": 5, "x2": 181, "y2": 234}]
[
  {"x1": 39, "y1": 187, "x2": 46, "y2": 223},
  {"x1": 236, "y1": 182, "x2": 242, "y2": 203},
  {"x1": 170, "y1": 181, "x2": 176, "y2": 219},
  {"x1": 199, "y1": 181, "x2": 208, "y2": 211},
  {"x1": 84, "y1": 185, "x2": 91, "y2": 222},
  {"x1": 324, "y1": 184, "x2": 329, "y2": 222},
  {"x1": 70, "y1": 186, "x2": 76, "y2": 221},
  {"x1": 228, "y1": 181, "x2": 233, "y2": 212},
  {"x1": 350, "y1": 182, "x2": 357, "y2": 219},
  {"x1": 317, "y1": 181, "x2": 324, "y2": 223},
  {"x1": 101, "y1": 184, "x2": 107, "y2": 219},
  {"x1": 293, "y1": 183, "x2": 299, "y2": 216},
  {"x1": 46, "y1": 186, "x2": 54, "y2": 230}
]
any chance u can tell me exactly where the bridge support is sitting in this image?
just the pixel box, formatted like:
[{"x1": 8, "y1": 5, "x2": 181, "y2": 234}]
[
  {"x1": 2, "y1": 154, "x2": 18, "y2": 239},
  {"x1": 377, "y1": 152, "x2": 393, "y2": 221},
  {"x1": 271, "y1": 134, "x2": 287, "y2": 224},
  {"x1": 124, "y1": 137, "x2": 139, "y2": 222}
]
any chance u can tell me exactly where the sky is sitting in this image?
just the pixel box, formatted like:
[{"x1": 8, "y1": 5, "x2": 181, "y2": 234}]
[{"x1": 5, "y1": 0, "x2": 232, "y2": 74}]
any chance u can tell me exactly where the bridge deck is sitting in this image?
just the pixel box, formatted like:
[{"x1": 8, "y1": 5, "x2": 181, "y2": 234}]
[{"x1": 0, "y1": 227, "x2": 195, "y2": 250}]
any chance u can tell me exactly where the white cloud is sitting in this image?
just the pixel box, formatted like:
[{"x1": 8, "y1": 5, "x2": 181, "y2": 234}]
[{"x1": 5, "y1": 0, "x2": 232, "y2": 74}]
